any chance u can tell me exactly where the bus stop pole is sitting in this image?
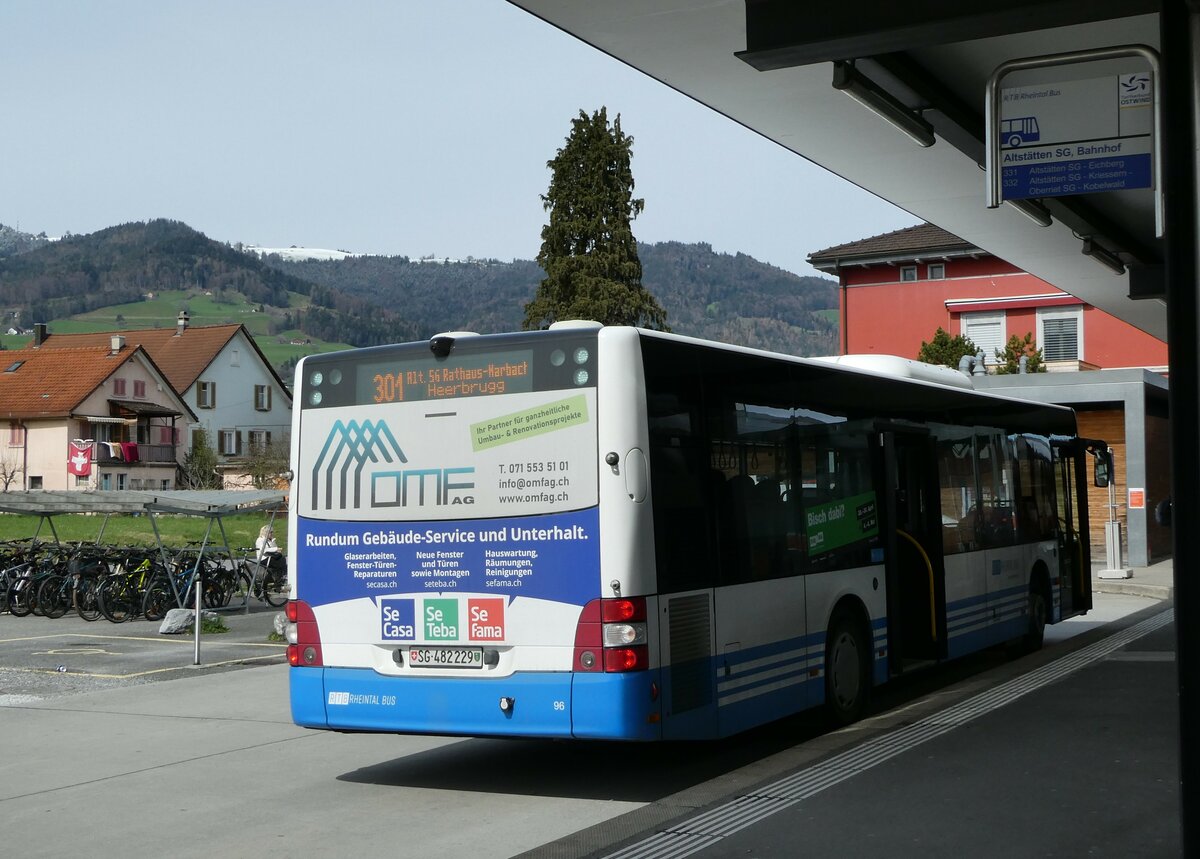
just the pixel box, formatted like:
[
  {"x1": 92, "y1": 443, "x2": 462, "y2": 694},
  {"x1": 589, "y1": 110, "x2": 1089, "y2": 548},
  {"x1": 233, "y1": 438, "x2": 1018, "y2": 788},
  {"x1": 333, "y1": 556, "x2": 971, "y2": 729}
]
[
  {"x1": 1161, "y1": 1, "x2": 1199, "y2": 850},
  {"x1": 194, "y1": 560, "x2": 202, "y2": 666}
]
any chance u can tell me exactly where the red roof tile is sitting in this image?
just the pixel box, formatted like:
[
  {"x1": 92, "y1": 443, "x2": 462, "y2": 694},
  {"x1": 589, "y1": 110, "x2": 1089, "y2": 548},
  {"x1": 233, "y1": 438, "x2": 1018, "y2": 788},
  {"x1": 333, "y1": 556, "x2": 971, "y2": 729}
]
[
  {"x1": 20, "y1": 324, "x2": 241, "y2": 392},
  {"x1": 808, "y1": 223, "x2": 975, "y2": 266},
  {"x1": 0, "y1": 347, "x2": 136, "y2": 419}
]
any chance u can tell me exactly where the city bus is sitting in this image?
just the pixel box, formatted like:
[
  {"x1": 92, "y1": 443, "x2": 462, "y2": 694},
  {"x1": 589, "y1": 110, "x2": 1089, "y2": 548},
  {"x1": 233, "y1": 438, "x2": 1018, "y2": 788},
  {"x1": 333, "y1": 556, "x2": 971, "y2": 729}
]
[{"x1": 285, "y1": 323, "x2": 1100, "y2": 741}]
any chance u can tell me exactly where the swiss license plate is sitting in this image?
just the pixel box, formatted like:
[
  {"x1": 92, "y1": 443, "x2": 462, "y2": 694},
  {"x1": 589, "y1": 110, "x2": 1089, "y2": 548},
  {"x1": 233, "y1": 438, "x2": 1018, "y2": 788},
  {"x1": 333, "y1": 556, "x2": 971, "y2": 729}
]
[{"x1": 407, "y1": 646, "x2": 484, "y2": 669}]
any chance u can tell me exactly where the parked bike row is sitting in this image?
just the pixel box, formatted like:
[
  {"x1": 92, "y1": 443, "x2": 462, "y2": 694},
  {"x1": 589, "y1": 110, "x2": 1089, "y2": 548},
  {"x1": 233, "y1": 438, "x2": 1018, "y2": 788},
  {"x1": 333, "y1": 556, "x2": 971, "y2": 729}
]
[{"x1": 0, "y1": 539, "x2": 288, "y2": 623}]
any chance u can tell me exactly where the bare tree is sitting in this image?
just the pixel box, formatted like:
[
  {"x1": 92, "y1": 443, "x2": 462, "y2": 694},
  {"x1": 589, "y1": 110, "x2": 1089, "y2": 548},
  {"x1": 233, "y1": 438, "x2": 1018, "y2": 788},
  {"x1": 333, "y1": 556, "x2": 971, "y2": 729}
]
[
  {"x1": 0, "y1": 454, "x2": 23, "y2": 491},
  {"x1": 245, "y1": 435, "x2": 291, "y2": 490}
]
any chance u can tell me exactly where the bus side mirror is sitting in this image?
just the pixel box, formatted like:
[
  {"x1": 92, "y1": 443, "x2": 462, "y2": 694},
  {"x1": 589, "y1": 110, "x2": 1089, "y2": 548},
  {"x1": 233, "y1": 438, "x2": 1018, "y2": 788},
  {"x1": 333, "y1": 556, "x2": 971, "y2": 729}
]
[{"x1": 1093, "y1": 451, "x2": 1112, "y2": 488}]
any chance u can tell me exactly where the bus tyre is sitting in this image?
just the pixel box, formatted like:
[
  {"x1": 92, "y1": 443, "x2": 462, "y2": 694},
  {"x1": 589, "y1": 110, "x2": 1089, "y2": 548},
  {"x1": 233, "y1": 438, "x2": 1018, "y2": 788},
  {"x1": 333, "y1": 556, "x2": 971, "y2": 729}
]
[
  {"x1": 1023, "y1": 587, "x2": 1048, "y2": 653},
  {"x1": 825, "y1": 610, "x2": 871, "y2": 726}
]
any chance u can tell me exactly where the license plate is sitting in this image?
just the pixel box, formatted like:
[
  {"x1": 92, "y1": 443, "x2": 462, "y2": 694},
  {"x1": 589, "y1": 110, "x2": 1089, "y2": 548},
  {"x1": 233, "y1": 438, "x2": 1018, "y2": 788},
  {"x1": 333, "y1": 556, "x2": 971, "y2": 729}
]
[{"x1": 407, "y1": 646, "x2": 484, "y2": 669}]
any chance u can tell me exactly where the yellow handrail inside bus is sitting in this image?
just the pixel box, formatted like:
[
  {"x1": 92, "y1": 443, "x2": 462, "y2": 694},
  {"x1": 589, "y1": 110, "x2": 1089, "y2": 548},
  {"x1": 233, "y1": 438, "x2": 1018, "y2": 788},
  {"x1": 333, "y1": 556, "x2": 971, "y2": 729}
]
[{"x1": 896, "y1": 529, "x2": 937, "y2": 642}]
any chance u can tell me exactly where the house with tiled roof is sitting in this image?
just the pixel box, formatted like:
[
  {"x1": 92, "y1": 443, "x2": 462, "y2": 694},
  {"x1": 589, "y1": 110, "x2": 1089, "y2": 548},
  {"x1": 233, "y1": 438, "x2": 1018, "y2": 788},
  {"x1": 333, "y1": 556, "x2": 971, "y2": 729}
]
[
  {"x1": 0, "y1": 341, "x2": 194, "y2": 491},
  {"x1": 21, "y1": 313, "x2": 292, "y2": 476}
]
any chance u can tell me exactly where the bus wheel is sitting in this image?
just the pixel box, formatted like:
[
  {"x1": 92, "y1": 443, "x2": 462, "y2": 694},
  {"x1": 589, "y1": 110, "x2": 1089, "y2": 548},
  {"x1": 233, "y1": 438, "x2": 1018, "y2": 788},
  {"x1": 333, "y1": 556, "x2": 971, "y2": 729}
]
[
  {"x1": 825, "y1": 610, "x2": 871, "y2": 725},
  {"x1": 1023, "y1": 587, "x2": 1048, "y2": 652}
]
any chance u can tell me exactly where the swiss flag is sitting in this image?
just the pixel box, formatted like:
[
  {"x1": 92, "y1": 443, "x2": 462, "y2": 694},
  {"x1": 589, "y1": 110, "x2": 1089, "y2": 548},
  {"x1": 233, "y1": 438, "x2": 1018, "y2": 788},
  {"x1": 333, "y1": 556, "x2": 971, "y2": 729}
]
[{"x1": 68, "y1": 440, "x2": 93, "y2": 477}]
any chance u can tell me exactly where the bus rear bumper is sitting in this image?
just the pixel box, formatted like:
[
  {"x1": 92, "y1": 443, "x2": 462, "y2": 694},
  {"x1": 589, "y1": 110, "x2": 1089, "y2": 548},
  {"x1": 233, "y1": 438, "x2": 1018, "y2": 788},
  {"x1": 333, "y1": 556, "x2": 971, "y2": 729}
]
[{"x1": 290, "y1": 666, "x2": 662, "y2": 740}]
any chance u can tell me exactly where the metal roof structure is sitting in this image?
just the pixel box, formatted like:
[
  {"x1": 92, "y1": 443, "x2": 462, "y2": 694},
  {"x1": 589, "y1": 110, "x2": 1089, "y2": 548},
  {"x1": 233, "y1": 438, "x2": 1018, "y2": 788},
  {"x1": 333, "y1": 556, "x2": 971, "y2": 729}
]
[{"x1": 0, "y1": 489, "x2": 286, "y2": 517}]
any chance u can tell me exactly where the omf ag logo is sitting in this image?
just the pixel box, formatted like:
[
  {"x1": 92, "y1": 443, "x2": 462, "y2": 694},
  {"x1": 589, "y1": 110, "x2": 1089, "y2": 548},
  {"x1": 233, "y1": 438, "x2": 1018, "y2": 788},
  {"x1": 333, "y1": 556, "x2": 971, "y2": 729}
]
[
  {"x1": 312, "y1": 419, "x2": 407, "y2": 510},
  {"x1": 310, "y1": 419, "x2": 475, "y2": 511}
]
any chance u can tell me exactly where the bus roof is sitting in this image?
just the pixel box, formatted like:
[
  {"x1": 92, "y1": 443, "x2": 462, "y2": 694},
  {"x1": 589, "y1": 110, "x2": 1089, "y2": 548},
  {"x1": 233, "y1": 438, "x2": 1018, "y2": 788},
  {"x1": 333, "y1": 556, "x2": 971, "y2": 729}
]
[{"x1": 634, "y1": 327, "x2": 1077, "y2": 436}]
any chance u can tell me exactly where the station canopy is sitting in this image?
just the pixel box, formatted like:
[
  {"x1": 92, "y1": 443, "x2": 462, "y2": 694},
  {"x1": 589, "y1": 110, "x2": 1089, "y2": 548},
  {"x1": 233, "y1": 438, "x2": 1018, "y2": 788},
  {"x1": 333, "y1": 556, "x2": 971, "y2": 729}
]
[{"x1": 0, "y1": 489, "x2": 287, "y2": 517}]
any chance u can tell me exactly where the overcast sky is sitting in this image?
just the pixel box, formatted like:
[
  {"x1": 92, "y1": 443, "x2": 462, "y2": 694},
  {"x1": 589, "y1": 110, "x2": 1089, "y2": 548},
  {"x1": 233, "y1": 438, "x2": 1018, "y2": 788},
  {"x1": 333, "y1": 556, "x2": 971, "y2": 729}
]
[{"x1": 0, "y1": 1, "x2": 915, "y2": 277}]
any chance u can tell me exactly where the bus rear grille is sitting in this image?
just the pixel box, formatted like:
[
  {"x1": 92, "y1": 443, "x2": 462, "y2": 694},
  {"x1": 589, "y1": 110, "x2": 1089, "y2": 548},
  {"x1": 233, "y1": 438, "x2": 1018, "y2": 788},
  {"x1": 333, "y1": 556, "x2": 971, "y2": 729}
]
[{"x1": 668, "y1": 594, "x2": 712, "y2": 714}]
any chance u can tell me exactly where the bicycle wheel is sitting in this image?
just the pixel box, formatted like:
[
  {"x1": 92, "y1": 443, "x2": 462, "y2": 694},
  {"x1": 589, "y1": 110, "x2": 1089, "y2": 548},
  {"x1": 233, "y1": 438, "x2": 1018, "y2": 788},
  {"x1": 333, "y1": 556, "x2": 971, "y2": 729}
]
[
  {"x1": 203, "y1": 567, "x2": 233, "y2": 608},
  {"x1": 7, "y1": 575, "x2": 34, "y2": 617},
  {"x1": 98, "y1": 576, "x2": 135, "y2": 623},
  {"x1": 74, "y1": 576, "x2": 103, "y2": 621},
  {"x1": 142, "y1": 578, "x2": 175, "y2": 621},
  {"x1": 37, "y1": 574, "x2": 70, "y2": 619},
  {"x1": 261, "y1": 569, "x2": 289, "y2": 607}
]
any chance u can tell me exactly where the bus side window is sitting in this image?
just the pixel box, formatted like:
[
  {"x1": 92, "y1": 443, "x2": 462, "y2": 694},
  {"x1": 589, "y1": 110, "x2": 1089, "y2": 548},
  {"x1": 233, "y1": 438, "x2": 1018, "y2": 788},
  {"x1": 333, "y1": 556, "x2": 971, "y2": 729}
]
[
  {"x1": 648, "y1": 440, "x2": 715, "y2": 592},
  {"x1": 936, "y1": 433, "x2": 975, "y2": 554}
]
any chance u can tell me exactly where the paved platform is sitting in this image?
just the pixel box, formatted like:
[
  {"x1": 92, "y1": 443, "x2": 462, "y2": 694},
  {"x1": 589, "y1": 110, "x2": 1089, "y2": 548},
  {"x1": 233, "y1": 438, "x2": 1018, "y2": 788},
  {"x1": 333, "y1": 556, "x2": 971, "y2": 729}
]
[
  {"x1": 1092, "y1": 557, "x2": 1175, "y2": 601},
  {"x1": 571, "y1": 574, "x2": 1182, "y2": 859}
]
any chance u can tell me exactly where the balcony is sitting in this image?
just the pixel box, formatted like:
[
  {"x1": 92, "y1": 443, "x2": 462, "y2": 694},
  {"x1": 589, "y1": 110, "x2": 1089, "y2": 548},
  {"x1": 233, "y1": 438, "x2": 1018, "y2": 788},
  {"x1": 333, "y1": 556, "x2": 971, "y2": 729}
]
[{"x1": 92, "y1": 442, "x2": 177, "y2": 465}]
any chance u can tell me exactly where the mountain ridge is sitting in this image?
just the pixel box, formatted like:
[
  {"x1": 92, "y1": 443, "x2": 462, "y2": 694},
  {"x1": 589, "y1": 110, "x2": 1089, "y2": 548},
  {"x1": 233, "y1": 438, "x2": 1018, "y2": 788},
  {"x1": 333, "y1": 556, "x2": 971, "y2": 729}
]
[{"x1": 0, "y1": 220, "x2": 839, "y2": 362}]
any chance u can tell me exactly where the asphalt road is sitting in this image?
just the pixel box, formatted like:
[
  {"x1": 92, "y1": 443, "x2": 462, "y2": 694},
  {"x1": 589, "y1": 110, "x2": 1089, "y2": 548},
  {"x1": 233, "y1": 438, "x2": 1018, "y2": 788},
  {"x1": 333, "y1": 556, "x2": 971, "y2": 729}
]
[{"x1": 0, "y1": 592, "x2": 1173, "y2": 858}]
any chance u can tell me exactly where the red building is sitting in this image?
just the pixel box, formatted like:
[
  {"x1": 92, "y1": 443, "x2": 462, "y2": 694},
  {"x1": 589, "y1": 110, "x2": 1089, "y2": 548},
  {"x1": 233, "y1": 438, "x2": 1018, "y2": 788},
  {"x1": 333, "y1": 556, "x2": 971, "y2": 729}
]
[{"x1": 808, "y1": 224, "x2": 1167, "y2": 373}]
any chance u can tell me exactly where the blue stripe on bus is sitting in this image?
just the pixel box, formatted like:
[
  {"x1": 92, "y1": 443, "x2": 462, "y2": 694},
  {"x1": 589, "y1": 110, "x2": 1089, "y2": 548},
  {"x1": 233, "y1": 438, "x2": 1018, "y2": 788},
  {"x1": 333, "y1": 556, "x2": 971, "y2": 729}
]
[
  {"x1": 293, "y1": 667, "x2": 664, "y2": 741},
  {"x1": 943, "y1": 583, "x2": 1032, "y2": 657}
]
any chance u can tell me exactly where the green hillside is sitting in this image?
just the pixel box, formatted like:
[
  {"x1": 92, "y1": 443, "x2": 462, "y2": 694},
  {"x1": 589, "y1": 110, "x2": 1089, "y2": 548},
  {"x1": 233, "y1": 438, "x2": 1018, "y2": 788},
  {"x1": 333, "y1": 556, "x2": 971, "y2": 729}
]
[{"x1": 0, "y1": 220, "x2": 841, "y2": 365}]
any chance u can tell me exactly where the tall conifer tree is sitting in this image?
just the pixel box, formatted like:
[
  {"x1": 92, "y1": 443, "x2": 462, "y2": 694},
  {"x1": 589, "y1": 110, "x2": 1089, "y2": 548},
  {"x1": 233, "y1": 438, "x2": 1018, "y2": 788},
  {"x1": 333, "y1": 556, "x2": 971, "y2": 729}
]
[{"x1": 523, "y1": 108, "x2": 668, "y2": 330}]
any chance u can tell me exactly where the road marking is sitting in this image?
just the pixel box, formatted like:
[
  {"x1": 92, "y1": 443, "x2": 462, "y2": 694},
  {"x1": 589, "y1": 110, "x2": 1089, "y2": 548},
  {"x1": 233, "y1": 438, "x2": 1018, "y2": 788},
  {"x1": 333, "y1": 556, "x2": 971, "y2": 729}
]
[
  {"x1": 32, "y1": 647, "x2": 120, "y2": 656},
  {"x1": 604, "y1": 609, "x2": 1175, "y2": 859}
]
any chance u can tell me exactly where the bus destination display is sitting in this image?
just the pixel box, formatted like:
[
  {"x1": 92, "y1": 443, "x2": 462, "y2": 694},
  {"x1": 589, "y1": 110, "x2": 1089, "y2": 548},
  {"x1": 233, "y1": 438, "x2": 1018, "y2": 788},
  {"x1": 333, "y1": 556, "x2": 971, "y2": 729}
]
[{"x1": 359, "y1": 350, "x2": 534, "y2": 404}]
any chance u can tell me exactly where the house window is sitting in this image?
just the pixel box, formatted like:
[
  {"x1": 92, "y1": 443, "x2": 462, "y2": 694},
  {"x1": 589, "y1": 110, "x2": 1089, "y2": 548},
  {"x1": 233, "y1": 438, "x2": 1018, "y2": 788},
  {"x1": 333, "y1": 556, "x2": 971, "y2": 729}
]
[
  {"x1": 29, "y1": 475, "x2": 43, "y2": 489},
  {"x1": 1038, "y1": 306, "x2": 1083, "y2": 361},
  {"x1": 928, "y1": 263, "x2": 946, "y2": 279},
  {"x1": 75, "y1": 475, "x2": 90, "y2": 488},
  {"x1": 133, "y1": 380, "x2": 146, "y2": 398},
  {"x1": 250, "y1": 429, "x2": 272, "y2": 452},
  {"x1": 101, "y1": 474, "x2": 111, "y2": 490},
  {"x1": 161, "y1": 479, "x2": 171, "y2": 490},
  {"x1": 962, "y1": 311, "x2": 1006, "y2": 365},
  {"x1": 197, "y1": 381, "x2": 216, "y2": 409},
  {"x1": 899, "y1": 265, "x2": 918, "y2": 282},
  {"x1": 113, "y1": 378, "x2": 127, "y2": 396},
  {"x1": 8, "y1": 422, "x2": 24, "y2": 446},
  {"x1": 254, "y1": 384, "x2": 272, "y2": 411},
  {"x1": 220, "y1": 429, "x2": 242, "y2": 456},
  {"x1": 117, "y1": 473, "x2": 127, "y2": 490},
  {"x1": 231, "y1": 349, "x2": 240, "y2": 367}
]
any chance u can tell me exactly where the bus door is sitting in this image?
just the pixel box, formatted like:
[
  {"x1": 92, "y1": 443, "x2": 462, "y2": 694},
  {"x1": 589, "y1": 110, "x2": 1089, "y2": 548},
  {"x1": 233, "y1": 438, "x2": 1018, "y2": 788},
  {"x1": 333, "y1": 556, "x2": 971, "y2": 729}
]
[
  {"x1": 1052, "y1": 440, "x2": 1093, "y2": 617},
  {"x1": 879, "y1": 427, "x2": 945, "y2": 672}
]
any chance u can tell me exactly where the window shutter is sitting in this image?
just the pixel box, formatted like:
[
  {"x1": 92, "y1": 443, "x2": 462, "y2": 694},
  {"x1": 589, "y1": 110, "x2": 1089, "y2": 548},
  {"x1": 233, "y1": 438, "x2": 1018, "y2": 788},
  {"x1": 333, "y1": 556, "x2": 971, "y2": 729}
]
[
  {"x1": 1041, "y1": 317, "x2": 1079, "y2": 361},
  {"x1": 963, "y1": 313, "x2": 1005, "y2": 361}
]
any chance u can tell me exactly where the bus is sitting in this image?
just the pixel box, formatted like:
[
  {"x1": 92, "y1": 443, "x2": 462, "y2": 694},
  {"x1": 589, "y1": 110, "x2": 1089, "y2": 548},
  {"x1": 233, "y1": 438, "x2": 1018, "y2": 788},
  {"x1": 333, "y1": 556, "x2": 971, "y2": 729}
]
[{"x1": 285, "y1": 323, "x2": 1101, "y2": 741}]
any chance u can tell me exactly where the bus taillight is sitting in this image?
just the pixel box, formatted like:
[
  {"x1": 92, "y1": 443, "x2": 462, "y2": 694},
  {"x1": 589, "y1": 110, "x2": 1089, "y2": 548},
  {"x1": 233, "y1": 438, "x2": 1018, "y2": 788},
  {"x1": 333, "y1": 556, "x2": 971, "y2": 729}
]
[
  {"x1": 574, "y1": 597, "x2": 648, "y2": 673},
  {"x1": 601, "y1": 598, "x2": 644, "y2": 623},
  {"x1": 603, "y1": 645, "x2": 648, "y2": 672},
  {"x1": 286, "y1": 600, "x2": 323, "y2": 668}
]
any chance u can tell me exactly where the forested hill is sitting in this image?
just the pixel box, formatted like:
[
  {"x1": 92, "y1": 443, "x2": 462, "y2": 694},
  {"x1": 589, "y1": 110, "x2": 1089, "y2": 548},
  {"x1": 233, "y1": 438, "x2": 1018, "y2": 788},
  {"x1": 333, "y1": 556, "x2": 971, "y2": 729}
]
[
  {"x1": 0, "y1": 220, "x2": 839, "y2": 356},
  {"x1": 0, "y1": 220, "x2": 419, "y2": 347},
  {"x1": 267, "y1": 241, "x2": 840, "y2": 356}
]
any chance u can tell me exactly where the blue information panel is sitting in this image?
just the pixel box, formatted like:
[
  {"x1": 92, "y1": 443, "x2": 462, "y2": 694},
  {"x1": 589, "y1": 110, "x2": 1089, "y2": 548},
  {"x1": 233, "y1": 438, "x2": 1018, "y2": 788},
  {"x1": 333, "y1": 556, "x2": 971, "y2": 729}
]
[
  {"x1": 1000, "y1": 73, "x2": 1153, "y2": 202},
  {"x1": 1003, "y1": 149, "x2": 1152, "y2": 201}
]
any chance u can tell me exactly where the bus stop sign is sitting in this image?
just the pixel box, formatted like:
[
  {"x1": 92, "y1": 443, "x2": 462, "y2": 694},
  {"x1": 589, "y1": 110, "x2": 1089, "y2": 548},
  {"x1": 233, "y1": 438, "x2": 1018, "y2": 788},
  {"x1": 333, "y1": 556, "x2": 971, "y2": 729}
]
[{"x1": 1000, "y1": 73, "x2": 1153, "y2": 200}]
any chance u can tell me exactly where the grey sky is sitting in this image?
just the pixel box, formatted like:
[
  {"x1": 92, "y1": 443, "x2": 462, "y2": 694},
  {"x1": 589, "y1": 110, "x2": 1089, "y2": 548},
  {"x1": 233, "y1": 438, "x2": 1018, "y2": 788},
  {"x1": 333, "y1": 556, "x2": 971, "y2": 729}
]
[{"x1": 1, "y1": 1, "x2": 914, "y2": 276}]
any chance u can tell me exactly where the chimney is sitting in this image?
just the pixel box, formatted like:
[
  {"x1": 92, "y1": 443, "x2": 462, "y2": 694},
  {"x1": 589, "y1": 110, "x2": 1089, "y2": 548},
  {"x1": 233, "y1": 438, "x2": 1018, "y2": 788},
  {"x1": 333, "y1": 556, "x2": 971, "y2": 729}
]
[
  {"x1": 33, "y1": 323, "x2": 47, "y2": 346},
  {"x1": 111, "y1": 335, "x2": 125, "y2": 354},
  {"x1": 176, "y1": 310, "x2": 189, "y2": 336}
]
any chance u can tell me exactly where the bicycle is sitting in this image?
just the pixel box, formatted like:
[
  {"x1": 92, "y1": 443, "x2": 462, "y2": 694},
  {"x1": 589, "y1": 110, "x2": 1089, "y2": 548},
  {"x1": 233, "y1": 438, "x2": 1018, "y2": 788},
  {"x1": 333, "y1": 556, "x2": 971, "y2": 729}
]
[{"x1": 233, "y1": 549, "x2": 289, "y2": 608}]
